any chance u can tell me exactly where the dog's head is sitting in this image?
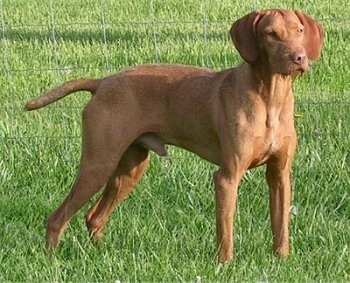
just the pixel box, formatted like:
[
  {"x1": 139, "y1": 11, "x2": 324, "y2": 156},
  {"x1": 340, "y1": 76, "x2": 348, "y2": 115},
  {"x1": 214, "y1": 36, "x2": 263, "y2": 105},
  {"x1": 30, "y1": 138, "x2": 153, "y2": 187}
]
[{"x1": 230, "y1": 9, "x2": 324, "y2": 76}]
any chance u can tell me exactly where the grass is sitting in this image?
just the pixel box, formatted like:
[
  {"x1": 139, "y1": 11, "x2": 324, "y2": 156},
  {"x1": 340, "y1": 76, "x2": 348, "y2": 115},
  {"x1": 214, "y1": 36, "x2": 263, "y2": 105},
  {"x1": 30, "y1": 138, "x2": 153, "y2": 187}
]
[{"x1": 1, "y1": 0, "x2": 349, "y2": 281}]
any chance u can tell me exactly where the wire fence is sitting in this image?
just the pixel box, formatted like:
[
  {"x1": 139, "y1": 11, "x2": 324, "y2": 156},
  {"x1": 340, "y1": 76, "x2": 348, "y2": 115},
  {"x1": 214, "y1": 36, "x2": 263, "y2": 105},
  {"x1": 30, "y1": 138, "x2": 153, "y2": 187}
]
[{"x1": 0, "y1": 0, "x2": 349, "y2": 146}]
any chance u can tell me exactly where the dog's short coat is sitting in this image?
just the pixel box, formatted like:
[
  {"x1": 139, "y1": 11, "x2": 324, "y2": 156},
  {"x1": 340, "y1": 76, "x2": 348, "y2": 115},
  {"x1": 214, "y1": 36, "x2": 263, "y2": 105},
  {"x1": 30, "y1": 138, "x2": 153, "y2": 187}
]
[{"x1": 25, "y1": 9, "x2": 324, "y2": 262}]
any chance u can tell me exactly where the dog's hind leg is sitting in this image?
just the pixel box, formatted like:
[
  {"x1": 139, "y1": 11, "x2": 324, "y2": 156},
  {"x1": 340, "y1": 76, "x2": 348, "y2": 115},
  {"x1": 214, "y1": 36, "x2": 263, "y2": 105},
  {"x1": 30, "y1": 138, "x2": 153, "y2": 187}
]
[
  {"x1": 85, "y1": 144, "x2": 150, "y2": 243},
  {"x1": 45, "y1": 102, "x2": 137, "y2": 250}
]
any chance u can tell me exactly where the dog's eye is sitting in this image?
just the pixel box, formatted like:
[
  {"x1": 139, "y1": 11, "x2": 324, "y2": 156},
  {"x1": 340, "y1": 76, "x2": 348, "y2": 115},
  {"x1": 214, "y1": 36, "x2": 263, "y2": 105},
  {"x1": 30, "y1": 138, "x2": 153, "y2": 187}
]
[
  {"x1": 296, "y1": 28, "x2": 304, "y2": 34},
  {"x1": 267, "y1": 30, "x2": 277, "y2": 37}
]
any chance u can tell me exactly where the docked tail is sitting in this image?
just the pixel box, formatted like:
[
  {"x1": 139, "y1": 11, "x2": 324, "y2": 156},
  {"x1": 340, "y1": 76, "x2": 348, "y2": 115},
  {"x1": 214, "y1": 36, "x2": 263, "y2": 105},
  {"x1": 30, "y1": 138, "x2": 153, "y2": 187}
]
[{"x1": 25, "y1": 78, "x2": 100, "y2": 111}]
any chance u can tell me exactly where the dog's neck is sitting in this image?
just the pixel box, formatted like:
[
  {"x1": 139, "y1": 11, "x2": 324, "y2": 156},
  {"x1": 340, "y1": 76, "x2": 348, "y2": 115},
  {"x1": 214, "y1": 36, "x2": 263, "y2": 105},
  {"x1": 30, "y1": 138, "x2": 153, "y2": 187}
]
[
  {"x1": 259, "y1": 74, "x2": 292, "y2": 107},
  {"x1": 245, "y1": 63, "x2": 295, "y2": 128},
  {"x1": 248, "y1": 63, "x2": 294, "y2": 108},
  {"x1": 262, "y1": 75, "x2": 294, "y2": 129}
]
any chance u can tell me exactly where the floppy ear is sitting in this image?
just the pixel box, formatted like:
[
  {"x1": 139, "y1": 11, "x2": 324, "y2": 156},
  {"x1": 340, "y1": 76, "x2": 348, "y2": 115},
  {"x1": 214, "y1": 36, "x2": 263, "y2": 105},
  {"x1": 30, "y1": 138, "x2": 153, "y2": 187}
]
[
  {"x1": 230, "y1": 11, "x2": 262, "y2": 63},
  {"x1": 294, "y1": 10, "x2": 324, "y2": 60}
]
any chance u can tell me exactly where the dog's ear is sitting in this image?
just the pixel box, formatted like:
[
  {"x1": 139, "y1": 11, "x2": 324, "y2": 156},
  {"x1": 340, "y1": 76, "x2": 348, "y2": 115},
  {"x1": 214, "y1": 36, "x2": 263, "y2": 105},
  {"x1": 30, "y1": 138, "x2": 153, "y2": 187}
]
[
  {"x1": 230, "y1": 11, "x2": 262, "y2": 64},
  {"x1": 294, "y1": 10, "x2": 324, "y2": 60}
]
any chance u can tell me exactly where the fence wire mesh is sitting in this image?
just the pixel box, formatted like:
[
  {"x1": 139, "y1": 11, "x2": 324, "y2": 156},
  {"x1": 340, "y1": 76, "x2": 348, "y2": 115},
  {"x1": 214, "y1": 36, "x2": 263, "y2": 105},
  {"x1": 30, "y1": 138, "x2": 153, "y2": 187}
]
[{"x1": 0, "y1": 1, "x2": 349, "y2": 155}]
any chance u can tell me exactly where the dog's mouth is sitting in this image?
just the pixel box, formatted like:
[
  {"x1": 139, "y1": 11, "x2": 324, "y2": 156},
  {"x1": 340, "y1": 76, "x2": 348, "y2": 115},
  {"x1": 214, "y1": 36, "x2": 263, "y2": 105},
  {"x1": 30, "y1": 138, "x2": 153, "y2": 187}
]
[
  {"x1": 292, "y1": 67, "x2": 306, "y2": 75},
  {"x1": 271, "y1": 57, "x2": 309, "y2": 76},
  {"x1": 286, "y1": 62, "x2": 309, "y2": 76}
]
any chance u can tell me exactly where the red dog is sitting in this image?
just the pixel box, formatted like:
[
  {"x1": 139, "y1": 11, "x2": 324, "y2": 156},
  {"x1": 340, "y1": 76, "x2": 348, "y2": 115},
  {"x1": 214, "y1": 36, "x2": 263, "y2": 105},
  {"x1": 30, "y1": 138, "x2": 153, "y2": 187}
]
[{"x1": 25, "y1": 10, "x2": 324, "y2": 262}]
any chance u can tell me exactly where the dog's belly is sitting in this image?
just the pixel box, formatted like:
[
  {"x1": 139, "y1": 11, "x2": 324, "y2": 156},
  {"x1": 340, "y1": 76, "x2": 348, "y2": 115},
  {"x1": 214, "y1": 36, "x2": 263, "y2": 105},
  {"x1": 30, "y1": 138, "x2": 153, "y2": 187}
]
[{"x1": 159, "y1": 133, "x2": 221, "y2": 166}]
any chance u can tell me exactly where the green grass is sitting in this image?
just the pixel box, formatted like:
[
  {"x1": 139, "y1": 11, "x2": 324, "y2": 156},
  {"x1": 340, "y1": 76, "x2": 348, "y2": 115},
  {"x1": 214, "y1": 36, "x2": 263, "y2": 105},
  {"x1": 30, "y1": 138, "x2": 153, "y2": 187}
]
[{"x1": 1, "y1": 0, "x2": 349, "y2": 281}]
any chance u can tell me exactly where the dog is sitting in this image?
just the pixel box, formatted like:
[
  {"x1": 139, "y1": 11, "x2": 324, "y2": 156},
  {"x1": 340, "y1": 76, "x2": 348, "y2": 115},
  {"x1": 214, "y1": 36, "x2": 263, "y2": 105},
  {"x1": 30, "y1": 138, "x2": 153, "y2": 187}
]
[{"x1": 25, "y1": 9, "x2": 324, "y2": 263}]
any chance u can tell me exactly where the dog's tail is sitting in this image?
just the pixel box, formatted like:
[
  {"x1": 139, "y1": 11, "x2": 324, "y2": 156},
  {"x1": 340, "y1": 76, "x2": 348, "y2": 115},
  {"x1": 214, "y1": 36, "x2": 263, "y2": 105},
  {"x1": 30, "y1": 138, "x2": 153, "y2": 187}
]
[{"x1": 25, "y1": 78, "x2": 100, "y2": 111}]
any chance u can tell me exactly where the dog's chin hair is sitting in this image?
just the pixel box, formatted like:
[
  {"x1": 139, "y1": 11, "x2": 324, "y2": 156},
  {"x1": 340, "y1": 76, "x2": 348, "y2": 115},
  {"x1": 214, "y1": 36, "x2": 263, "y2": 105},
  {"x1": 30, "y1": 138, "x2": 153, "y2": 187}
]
[
  {"x1": 290, "y1": 70, "x2": 304, "y2": 77},
  {"x1": 284, "y1": 64, "x2": 307, "y2": 77}
]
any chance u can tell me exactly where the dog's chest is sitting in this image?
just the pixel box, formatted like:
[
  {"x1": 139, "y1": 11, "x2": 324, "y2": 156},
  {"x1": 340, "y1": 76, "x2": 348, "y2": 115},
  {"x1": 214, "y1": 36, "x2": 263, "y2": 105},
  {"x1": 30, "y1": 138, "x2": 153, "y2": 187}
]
[
  {"x1": 250, "y1": 136, "x2": 280, "y2": 168},
  {"x1": 267, "y1": 138, "x2": 280, "y2": 154},
  {"x1": 249, "y1": 119, "x2": 287, "y2": 167}
]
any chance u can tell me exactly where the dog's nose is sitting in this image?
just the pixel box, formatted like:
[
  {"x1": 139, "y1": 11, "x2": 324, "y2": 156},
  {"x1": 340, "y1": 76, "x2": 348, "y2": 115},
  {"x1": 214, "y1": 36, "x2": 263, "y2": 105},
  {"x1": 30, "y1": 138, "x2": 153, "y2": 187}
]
[{"x1": 292, "y1": 52, "x2": 306, "y2": 64}]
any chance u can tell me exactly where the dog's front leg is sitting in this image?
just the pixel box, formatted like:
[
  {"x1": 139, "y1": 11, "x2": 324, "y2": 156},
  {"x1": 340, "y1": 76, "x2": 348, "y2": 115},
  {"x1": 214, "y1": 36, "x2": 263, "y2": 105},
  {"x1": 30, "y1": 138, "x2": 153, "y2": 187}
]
[
  {"x1": 214, "y1": 167, "x2": 245, "y2": 263},
  {"x1": 266, "y1": 154, "x2": 294, "y2": 258}
]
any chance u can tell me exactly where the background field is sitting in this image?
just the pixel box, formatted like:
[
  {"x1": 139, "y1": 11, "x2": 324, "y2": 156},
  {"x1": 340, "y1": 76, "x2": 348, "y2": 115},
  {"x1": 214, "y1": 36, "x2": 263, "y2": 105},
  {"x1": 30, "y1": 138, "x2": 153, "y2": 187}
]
[{"x1": 0, "y1": 0, "x2": 349, "y2": 282}]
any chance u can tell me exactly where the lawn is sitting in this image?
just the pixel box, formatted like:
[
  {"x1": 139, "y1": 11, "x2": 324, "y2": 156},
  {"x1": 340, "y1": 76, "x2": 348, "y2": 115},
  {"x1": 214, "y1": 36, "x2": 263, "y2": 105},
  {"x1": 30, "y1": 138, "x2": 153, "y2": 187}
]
[{"x1": 0, "y1": 0, "x2": 349, "y2": 282}]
